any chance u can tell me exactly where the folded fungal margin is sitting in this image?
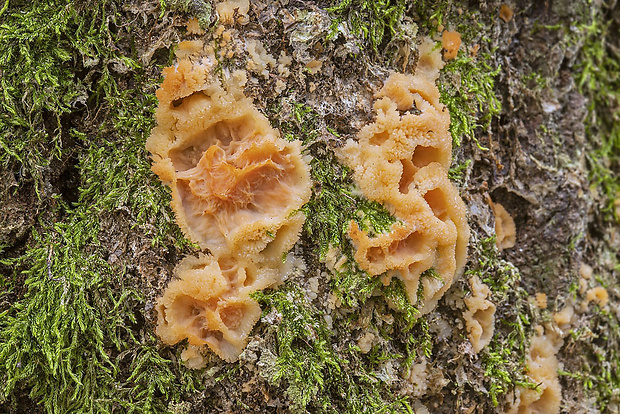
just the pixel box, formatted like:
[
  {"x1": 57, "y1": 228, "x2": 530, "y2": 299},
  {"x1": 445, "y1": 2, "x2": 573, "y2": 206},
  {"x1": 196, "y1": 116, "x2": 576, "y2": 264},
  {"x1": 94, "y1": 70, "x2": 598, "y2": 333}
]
[
  {"x1": 341, "y1": 71, "x2": 470, "y2": 314},
  {"x1": 156, "y1": 254, "x2": 277, "y2": 363},
  {"x1": 147, "y1": 56, "x2": 311, "y2": 261},
  {"x1": 148, "y1": 52, "x2": 311, "y2": 364}
]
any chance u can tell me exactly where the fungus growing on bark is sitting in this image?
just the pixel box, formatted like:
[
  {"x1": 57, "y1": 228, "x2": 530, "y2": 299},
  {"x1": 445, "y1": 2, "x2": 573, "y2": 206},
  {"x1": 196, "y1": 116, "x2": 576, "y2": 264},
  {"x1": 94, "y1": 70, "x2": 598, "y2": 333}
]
[
  {"x1": 441, "y1": 31, "x2": 462, "y2": 60},
  {"x1": 499, "y1": 4, "x2": 515, "y2": 22},
  {"x1": 148, "y1": 50, "x2": 311, "y2": 363},
  {"x1": 507, "y1": 331, "x2": 562, "y2": 414},
  {"x1": 463, "y1": 275, "x2": 496, "y2": 353},
  {"x1": 491, "y1": 201, "x2": 516, "y2": 250},
  {"x1": 341, "y1": 72, "x2": 469, "y2": 313},
  {"x1": 147, "y1": 59, "x2": 311, "y2": 260},
  {"x1": 416, "y1": 37, "x2": 445, "y2": 82},
  {"x1": 216, "y1": 0, "x2": 250, "y2": 25},
  {"x1": 582, "y1": 286, "x2": 609, "y2": 309},
  {"x1": 156, "y1": 254, "x2": 273, "y2": 362}
]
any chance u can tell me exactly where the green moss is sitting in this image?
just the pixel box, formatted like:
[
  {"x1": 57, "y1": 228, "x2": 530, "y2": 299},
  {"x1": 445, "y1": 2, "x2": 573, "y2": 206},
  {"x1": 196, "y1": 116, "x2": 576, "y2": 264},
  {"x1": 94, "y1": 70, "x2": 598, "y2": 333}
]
[
  {"x1": 0, "y1": 1, "x2": 198, "y2": 411},
  {"x1": 465, "y1": 236, "x2": 537, "y2": 407},
  {"x1": 0, "y1": 217, "x2": 197, "y2": 413},
  {"x1": 560, "y1": 304, "x2": 620, "y2": 411},
  {"x1": 0, "y1": 1, "x2": 122, "y2": 193},
  {"x1": 327, "y1": 0, "x2": 407, "y2": 53},
  {"x1": 252, "y1": 284, "x2": 341, "y2": 411},
  {"x1": 253, "y1": 283, "x2": 414, "y2": 413},
  {"x1": 576, "y1": 13, "x2": 620, "y2": 221},
  {"x1": 439, "y1": 52, "x2": 502, "y2": 148},
  {"x1": 448, "y1": 159, "x2": 472, "y2": 182},
  {"x1": 160, "y1": 0, "x2": 213, "y2": 29}
]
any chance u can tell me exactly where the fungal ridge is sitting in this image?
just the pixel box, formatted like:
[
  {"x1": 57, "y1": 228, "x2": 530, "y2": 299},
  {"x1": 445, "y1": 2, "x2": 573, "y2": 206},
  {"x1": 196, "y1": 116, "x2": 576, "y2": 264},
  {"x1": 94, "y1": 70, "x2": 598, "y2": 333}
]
[
  {"x1": 147, "y1": 52, "x2": 311, "y2": 364},
  {"x1": 341, "y1": 72, "x2": 469, "y2": 313}
]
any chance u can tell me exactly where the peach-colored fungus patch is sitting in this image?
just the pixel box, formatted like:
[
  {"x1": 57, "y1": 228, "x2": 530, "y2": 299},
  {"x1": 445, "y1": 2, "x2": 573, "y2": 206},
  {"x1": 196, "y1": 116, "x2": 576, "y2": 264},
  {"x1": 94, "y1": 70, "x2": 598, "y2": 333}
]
[
  {"x1": 147, "y1": 57, "x2": 310, "y2": 261},
  {"x1": 441, "y1": 31, "x2": 461, "y2": 60},
  {"x1": 507, "y1": 330, "x2": 562, "y2": 414},
  {"x1": 148, "y1": 44, "x2": 311, "y2": 364},
  {"x1": 491, "y1": 202, "x2": 516, "y2": 250},
  {"x1": 500, "y1": 4, "x2": 514, "y2": 22},
  {"x1": 463, "y1": 276, "x2": 496, "y2": 353},
  {"x1": 341, "y1": 72, "x2": 469, "y2": 313},
  {"x1": 156, "y1": 253, "x2": 277, "y2": 362},
  {"x1": 216, "y1": 0, "x2": 250, "y2": 25}
]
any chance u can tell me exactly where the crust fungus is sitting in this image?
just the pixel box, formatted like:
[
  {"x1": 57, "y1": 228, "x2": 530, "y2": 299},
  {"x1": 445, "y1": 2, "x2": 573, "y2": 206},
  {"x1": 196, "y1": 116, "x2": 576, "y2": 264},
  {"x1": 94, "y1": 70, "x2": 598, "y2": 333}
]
[
  {"x1": 463, "y1": 276, "x2": 496, "y2": 353},
  {"x1": 491, "y1": 201, "x2": 516, "y2": 250},
  {"x1": 215, "y1": 0, "x2": 250, "y2": 25},
  {"x1": 416, "y1": 37, "x2": 445, "y2": 82},
  {"x1": 581, "y1": 286, "x2": 609, "y2": 310},
  {"x1": 341, "y1": 72, "x2": 469, "y2": 313},
  {"x1": 147, "y1": 56, "x2": 311, "y2": 261},
  {"x1": 507, "y1": 331, "x2": 562, "y2": 414},
  {"x1": 148, "y1": 48, "x2": 311, "y2": 363},
  {"x1": 156, "y1": 254, "x2": 273, "y2": 362},
  {"x1": 499, "y1": 4, "x2": 515, "y2": 23}
]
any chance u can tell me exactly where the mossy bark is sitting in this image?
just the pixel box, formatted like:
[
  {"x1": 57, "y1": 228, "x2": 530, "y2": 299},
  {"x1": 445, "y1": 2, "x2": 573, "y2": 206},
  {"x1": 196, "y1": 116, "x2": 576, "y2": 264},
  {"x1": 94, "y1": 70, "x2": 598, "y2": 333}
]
[{"x1": 1, "y1": 0, "x2": 618, "y2": 413}]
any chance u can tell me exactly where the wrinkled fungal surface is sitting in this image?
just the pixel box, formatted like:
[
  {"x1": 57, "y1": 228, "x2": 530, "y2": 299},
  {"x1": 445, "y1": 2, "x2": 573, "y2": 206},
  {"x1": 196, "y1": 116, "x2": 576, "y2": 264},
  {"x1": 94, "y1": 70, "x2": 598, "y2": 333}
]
[
  {"x1": 507, "y1": 332, "x2": 563, "y2": 414},
  {"x1": 148, "y1": 52, "x2": 312, "y2": 363},
  {"x1": 342, "y1": 72, "x2": 469, "y2": 313},
  {"x1": 492, "y1": 202, "x2": 516, "y2": 250},
  {"x1": 147, "y1": 56, "x2": 311, "y2": 261},
  {"x1": 156, "y1": 253, "x2": 276, "y2": 362},
  {"x1": 463, "y1": 275, "x2": 496, "y2": 353}
]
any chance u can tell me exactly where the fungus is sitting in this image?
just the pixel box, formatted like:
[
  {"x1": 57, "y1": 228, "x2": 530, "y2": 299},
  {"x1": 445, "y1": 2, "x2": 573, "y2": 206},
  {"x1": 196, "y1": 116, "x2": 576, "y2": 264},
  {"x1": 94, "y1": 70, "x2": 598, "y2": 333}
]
[
  {"x1": 491, "y1": 202, "x2": 516, "y2": 250},
  {"x1": 341, "y1": 72, "x2": 469, "y2": 313},
  {"x1": 463, "y1": 276, "x2": 496, "y2": 353},
  {"x1": 553, "y1": 305, "x2": 575, "y2": 329},
  {"x1": 156, "y1": 254, "x2": 277, "y2": 362},
  {"x1": 507, "y1": 331, "x2": 562, "y2": 414},
  {"x1": 499, "y1": 4, "x2": 515, "y2": 23},
  {"x1": 416, "y1": 37, "x2": 444, "y2": 82},
  {"x1": 534, "y1": 292, "x2": 547, "y2": 309},
  {"x1": 186, "y1": 18, "x2": 204, "y2": 35},
  {"x1": 441, "y1": 31, "x2": 461, "y2": 60},
  {"x1": 147, "y1": 58, "x2": 311, "y2": 261},
  {"x1": 582, "y1": 286, "x2": 609, "y2": 309},
  {"x1": 216, "y1": 0, "x2": 250, "y2": 25},
  {"x1": 579, "y1": 263, "x2": 593, "y2": 280},
  {"x1": 246, "y1": 39, "x2": 276, "y2": 78},
  {"x1": 148, "y1": 50, "x2": 311, "y2": 364}
]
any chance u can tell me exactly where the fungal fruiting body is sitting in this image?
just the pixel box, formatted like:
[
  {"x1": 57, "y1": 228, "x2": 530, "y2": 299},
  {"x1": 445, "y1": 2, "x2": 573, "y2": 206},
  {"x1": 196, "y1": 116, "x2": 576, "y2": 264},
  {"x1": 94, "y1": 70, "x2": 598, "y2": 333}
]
[
  {"x1": 341, "y1": 72, "x2": 469, "y2": 313},
  {"x1": 441, "y1": 31, "x2": 462, "y2": 60},
  {"x1": 492, "y1": 201, "x2": 516, "y2": 250},
  {"x1": 463, "y1": 276, "x2": 496, "y2": 353},
  {"x1": 156, "y1": 254, "x2": 276, "y2": 362},
  {"x1": 507, "y1": 330, "x2": 562, "y2": 414},
  {"x1": 147, "y1": 60, "x2": 310, "y2": 261},
  {"x1": 148, "y1": 47, "x2": 311, "y2": 363}
]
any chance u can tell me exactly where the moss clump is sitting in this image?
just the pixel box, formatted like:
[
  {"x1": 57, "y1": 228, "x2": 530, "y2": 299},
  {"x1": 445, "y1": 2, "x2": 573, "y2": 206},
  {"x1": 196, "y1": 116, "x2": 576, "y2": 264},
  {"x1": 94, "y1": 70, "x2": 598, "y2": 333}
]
[
  {"x1": 465, "y1": 236, "x2": 536, "y2": 407},
  {"x1": 0, "y1": 1, "x2": 197, "y2": 411},
  {"x1": 0, "y1": 1, "x2": 121, "y2": 193},
  {"x1": 160, "y1": 0, "x2": 213, "y2": 28},
  {"x1": 439, "y1": 52, "x2": 502, "y2": 148},
  {"x1": 0, "y1": 218, "x2": 195, "y2": 413},
  {"x1": 577, "y1": 11, "x2": 620, "y2": 222},
  {"x1": 254, "y1": 283, "x2": 415, "y2": 413},
  {"x1": 560, "y1": 304, "x2": 620, "y2": 412},
  {"x1": 327, "y1": 0, "x2": 407, "y2": 53}
]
